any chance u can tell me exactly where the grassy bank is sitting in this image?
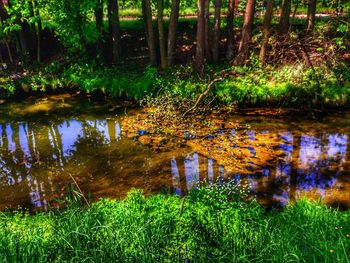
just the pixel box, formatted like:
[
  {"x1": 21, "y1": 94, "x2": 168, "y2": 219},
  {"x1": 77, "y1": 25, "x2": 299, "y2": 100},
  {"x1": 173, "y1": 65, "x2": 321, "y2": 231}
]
[
  {"x1": 1, "y1": 60, "x2": 350, "y2": 109},
  {"x1": 0, "y1": 185, "x2": 349, "y2": 262}
]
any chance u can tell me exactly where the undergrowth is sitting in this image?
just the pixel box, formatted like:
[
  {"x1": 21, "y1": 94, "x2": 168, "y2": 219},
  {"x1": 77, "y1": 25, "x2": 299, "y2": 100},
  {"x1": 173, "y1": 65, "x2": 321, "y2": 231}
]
[{"x1": 1, "y1": 59, "x2": 349, "y2": 110}]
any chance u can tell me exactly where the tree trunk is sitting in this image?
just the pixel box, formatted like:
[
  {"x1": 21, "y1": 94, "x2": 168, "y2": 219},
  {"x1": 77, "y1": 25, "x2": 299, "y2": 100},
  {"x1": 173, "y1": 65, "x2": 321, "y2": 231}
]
[
  {"x1": 306, "y1": 0, "x2": 317, "y2": 31},
  {"x1": 278, "y1": 0, "x2": 291, "y2": 35},
  {"x1": 33, "y1": 0, "x2": 42, "y2": 62},
  {"x1": 235, "y1": 0, "x2": 256, "y2": 65},
  {"x1": 292, "y1": 0, "x2": 300, "y2": 18},
  {"x1": 167, "y1": 0, "x2": 180, "y2": 65},
  {"x1": 226, "y1": 0, "x2": 235, "y2": 60},
  {"x1": 0, "y1": 46, "x2": 3, "y2": 63},
  {"x1": 5, "y1": 40, "x2": 13, "y2": 63},
  {"x1": 18, "y1": 23, "x2": 30, "y2": 56},
  {"x1": 195, "y1": 0, "x2": 206, "y2": 72},
  {"x1": 36, "y1": 17, "x2": 42, "y2": 62},
  {"x1": 95, "y1": 0, "x2": 104, "y2": 56},
  {"x1": 204, "y1": 0, "x2": 211, "y2": 62},
  {"x1": 157, "y1": 0, "x2": 168, "y2": 69},
  {"x1": 259, "y1": 0, "x2": 273, "y2": 63},
  {"x1": 142, "y1": 0, "x2": 158, "y2": 66},
  {"x1": 108, "y1": 0, "x2": 121, "y2": 64},
  {"x1": 0, "y1": 12, "x2": 4, "y2": 63},
  {"x1": 212, "y1": 0, "x2": 222, "y2": 63}
]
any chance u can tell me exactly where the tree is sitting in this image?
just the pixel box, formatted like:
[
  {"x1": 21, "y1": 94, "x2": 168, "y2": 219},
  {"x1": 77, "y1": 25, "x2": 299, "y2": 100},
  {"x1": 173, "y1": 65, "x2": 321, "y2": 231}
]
[
  {"x1": 157, "y1": 0, "x2": 167, "y2": 69},
  {"x1": 142, "y1": 0, "x2": 157, "y2": 66},
  {"x1": 212, "y1": 0, "x2": 222, "y2": 63},
  {"x1": 204, "y1": 0, "x2": 211, "y2": 62},
  {"x1": 107, "y1": 0, "x2": 121, "y2": 64},
  {"x1": 48, "y1": 0, "x2": 98, "y2": 54},
  {"x1": 235, "y1": 0, "x2": 256, "y2": 65},
  {"x1": 195, "y1": 0, "x2": 205, "y2": 71},
  {"x1": 306, "y1": 0, "x2": 317, "y2": 31},
  {"x1": 167, "y1": 0, "x2": 180, "y2": 65},
  {"x1": 32, "y1": 0, "x2": 42, "y2": 62},
  {"x1": 292, "y1": 0, "x2": 301, "y2": 18},
  {"x1": 279, "y1": 0, "x2": 292, "y2": 35},
  {"x1": 95, "y1": 0, "x2": 103, "y2": 56},
  {"x1": 226, "y1": 0, "x2": 235, "y2": 60},
  {"x1": 259, "y1": 0, "x2": 274, "y2": 63},
  {"x1": 0, "y1": 0, "x2": 14, "y2": 63}
]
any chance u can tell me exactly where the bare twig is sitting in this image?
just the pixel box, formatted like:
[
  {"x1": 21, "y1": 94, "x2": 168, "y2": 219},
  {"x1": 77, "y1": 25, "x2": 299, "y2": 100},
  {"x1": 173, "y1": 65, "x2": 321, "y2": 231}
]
[
  {"x1": 68, "y1": 173, "x2": 90, "y2": 207},
  {"x1": 182, "y1": 69, "x2": 235, "y2": 117}
]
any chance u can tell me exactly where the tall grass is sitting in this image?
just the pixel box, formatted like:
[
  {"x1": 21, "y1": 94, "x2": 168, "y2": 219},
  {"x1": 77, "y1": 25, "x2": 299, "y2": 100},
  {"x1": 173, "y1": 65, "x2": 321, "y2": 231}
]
[{"x1": 0, "y1": 184, "x2": 349, "y2": 262}]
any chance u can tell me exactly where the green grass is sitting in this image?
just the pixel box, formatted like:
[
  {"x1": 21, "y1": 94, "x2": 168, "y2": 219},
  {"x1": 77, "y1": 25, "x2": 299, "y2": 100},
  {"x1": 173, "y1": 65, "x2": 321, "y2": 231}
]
[
  {"x1": 153, "y1": 61, "x2": 350, "y2": 108},
  {"x1": 1, "y1": 61, "x2": 350, "y2": 108},
  {"x1": 0, "y1": 185, "x2": 349, "y2": 262},
  {"x1": 119, "y1": 8, "x2": 143, "y2": 17}
]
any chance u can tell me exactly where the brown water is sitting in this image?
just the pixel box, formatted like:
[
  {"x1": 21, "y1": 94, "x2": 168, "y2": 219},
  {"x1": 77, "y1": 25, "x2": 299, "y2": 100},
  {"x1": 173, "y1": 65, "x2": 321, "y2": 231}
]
[{"x1": 0, "y1": 94, "x2": 350, "y2": 211}]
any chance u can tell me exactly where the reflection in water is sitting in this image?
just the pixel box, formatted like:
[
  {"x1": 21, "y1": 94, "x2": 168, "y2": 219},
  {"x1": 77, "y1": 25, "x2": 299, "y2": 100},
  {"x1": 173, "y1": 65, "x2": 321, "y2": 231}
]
[
  {"x1": 184, "y1": 152, "x2": 200, "y2": 190},
  {"x1": 1, "y1": 111, "x2": 350, "y2": 210},
  {"x1": 168, "y1": 128, "x2": 350, "y2": 208}
]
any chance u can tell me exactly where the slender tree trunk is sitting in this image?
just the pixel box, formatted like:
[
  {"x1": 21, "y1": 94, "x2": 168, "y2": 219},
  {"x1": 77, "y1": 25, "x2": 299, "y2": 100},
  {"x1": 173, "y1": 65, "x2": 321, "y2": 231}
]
[
  {"x1": 157, "y1": 0, "x2": 168, "y2": 69},
  {"x1": 108, "y1": 0, "x2": 121, "y2": 64},
  {"x1": 36, "y1": 17, "x2": 42, "y2": 62},
  {"x1": 0, "y1": 15, "x2": 3, "y2": 63},
  {"x1": 278, "y1": 0, "x2": 291, "y2": 35},
  {"x1": 306, "y1": 0, "x2": 317, "y2": 31},
  {"x1": 18, "y1": 24, "x2": 30, "y2": 56},
  {"x1": 142, "y1": 0, "x2": 158, "y2": 66},
  {"x1": 32, "y1": 0, "x2": 42, "y2": 62},
  {"x1": 5, "y1": 40, "x2": 13, "y2": 63},
  {"x1": 235, "y1": 0, "x2": 256, "y2": 65},
  {"x1": 167, "y1": 0, "x2": 180, "y2": 65},
  {"x1": 292, "y1": 0, "x2": 300, "y2": 18},
  {"x1": 95, "y1": 0, "x2": 104, "y2": 56},
  {"x1": 195, "y1": 0, "x2": 206, "y2": 72},
  {"x1": 0, "y1": 46, "x2": 3, "y2": 63},
  {"x1": 259, "y1": 0, "x2": 273, "y2": 63},
  {"x1": 204, "y1": 0, "x2": 211, "y2": 62},
  {"x1": 212, "y1": 0, "x2": 222, "y2": 63},
  {"x1": 226, "y1": 0, "x2": 235, "y2": 60}
]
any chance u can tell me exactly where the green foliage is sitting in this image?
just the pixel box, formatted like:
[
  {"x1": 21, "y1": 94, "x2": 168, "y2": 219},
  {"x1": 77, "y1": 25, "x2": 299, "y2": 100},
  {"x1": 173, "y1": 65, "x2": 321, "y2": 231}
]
[
  {"x1": 47, "y1": 0, "x2": 101, "y2": 52},
  {"x1": 0, "y1": 185, "x2": 349, "y2": 262},
  {"x1": 152, "y1": 62, "x2": 350, "y2": 108},
  {"x1": 2, "y1": 60, "x2": 350, "y2": 108},
  {"x1": 0, "y1": 77, "x2": 16, "y2": 97},
  {"x1": 61, "y1": 63, "x2": 157, "y2": 99}
]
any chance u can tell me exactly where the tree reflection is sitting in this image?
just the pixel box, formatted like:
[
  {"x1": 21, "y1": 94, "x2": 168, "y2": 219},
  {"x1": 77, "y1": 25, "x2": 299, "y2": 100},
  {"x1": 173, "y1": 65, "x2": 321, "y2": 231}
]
[{"x1": 0, "y1": 117, "x2": 349, "y2": 210}]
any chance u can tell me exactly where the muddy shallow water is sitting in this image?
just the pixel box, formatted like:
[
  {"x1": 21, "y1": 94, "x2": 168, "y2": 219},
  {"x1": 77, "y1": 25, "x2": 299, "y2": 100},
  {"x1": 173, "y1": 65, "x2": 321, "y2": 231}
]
[{"x1": 0, "y1": 94, "x2": 350, "y2": 211}]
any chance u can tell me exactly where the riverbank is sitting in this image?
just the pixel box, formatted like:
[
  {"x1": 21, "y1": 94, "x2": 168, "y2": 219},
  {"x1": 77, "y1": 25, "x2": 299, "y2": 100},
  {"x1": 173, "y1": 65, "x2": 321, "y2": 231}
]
[
  {"x1": 0, "y1": 186, "x2": 349, "y2": 262},
  {"x1": 1, "y1": 60, "x2": 350, "y2": 109}
]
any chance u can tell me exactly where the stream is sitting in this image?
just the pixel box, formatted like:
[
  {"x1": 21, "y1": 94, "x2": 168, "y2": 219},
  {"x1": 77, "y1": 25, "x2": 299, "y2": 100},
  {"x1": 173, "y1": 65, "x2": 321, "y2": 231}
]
[{"x1": 0, "y1": 94, "x2": 350, "y2": 211}]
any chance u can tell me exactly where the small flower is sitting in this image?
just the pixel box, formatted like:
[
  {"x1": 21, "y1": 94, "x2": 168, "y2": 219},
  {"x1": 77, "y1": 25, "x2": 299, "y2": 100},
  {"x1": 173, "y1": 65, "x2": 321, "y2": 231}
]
[{"x1": 330, "y1": 250, "x2": 335, "y2": 253}]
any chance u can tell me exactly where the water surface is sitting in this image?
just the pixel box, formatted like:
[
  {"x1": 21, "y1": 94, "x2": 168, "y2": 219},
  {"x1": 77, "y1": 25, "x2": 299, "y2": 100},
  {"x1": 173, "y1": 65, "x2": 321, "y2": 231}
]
[{"x1": 1, "y1": 95, "x2": 350, "y2": 210}]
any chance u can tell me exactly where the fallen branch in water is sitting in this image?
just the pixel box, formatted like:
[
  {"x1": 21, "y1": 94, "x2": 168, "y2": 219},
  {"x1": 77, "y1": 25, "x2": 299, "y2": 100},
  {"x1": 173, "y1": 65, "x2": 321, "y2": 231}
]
[{"x1": 183, "y1": 70, "x2": 235, "y2": 117}]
